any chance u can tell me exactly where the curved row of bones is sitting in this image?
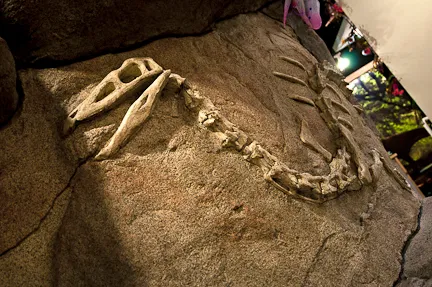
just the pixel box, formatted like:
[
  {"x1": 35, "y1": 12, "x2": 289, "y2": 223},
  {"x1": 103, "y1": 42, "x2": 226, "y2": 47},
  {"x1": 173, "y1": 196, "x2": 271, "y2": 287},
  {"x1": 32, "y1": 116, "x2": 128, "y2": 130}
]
[{"x1": 64, "y1": 57, "x2": 408, "y2": 203}]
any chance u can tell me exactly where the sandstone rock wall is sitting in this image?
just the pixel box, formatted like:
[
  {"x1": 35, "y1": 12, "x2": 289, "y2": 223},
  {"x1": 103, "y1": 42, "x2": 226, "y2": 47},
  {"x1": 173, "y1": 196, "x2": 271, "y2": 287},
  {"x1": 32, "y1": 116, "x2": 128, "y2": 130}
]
[
  {"x1": 398, "y1": 197, "x2": 432, "y2": 286},
  {"x1": 0, "y1": 10, "x2": 421, "y2": 287},
  {"x1": 0, "y1": 0, "x2": 275, "y2": 65}
]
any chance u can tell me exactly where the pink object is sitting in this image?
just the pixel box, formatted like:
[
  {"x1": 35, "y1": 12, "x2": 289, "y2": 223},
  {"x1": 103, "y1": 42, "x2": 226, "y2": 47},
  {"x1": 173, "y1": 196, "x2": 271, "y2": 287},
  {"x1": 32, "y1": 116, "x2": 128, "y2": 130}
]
[
  {"x1": 283, "y1": 0, "x2": 292, "y2": 26},
  {"x1": 392, "y1": 81, "x2": 404, "y2": 96},
  {"x1": 283, "y1": 0, "x2": 322, "y2": 30},
  {"x1": 333, "y1": 3, "x2": 343, "y2": 13},
  {"x1": 362, "y1": 47, "x2": 372, "y2": 56},
  {"x1": 305, "y1": 0, "x2": 322, "y2": 29},
  {"x1": 392, "y1": 88, "x2": 404, "y2": 96}
]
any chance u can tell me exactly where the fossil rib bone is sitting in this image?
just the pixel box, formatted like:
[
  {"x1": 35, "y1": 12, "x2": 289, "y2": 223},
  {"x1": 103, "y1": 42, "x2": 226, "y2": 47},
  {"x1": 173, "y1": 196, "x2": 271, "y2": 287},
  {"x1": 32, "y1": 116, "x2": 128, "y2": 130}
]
[
  {"x1": 353, "y1": 105, "x2": 364, "y2": 114},
  {"x1": 289, "y1": 94, "x2": 315, "y2": 106},
  {"x1": 299, "y1": 120, "x2": 332, "y2": 162},
  {"x1": 370, "y1": 149, "x2": 383, "y2": 182},
  {"x1": 338, "y1": 124, "x2": 372, "y2": 184},
  {"x1": 278, "y1": 56, "x2": 308, "y2": 73},
  {"x1": 337, "y1": 116, "x2": 353, "y2": 130},
  {"x1": 331, "y1": 100, "x2": 351, "y2": 115},
  {"x1": 273, "y1": 71, "x2": 308, "y2": 87},
  {"x1": 326, "y1": 83, "x2": 345, "y2": 103},
  {"x1": 381, "y1": 154, "x2": 412, "y2": 192},
  {"x1": 174, "y1": 76, "x2": 362, "y2": 203}
]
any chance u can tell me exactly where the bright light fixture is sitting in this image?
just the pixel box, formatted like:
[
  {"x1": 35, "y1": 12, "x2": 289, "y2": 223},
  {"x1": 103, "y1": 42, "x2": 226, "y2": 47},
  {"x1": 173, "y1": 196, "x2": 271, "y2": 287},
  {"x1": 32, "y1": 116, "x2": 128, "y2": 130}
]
[{"x1": 337, "y1": 57, "x2": 350, "y2": 71}]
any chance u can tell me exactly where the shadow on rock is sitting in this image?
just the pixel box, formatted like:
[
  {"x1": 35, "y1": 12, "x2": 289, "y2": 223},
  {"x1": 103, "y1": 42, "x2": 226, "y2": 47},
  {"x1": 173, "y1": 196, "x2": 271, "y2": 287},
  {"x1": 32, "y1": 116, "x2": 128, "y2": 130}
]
[{"x1": 53, "y1": 161, "x2": 141, "y2": 286}]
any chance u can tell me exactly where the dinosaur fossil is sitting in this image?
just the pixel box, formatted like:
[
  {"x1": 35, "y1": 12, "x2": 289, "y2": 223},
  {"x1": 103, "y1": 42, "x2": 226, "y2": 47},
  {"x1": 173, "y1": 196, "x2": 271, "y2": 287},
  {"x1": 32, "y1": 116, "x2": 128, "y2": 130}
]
[{"x1": 64, "y1": 57, "x2": 410, "y2": 203}]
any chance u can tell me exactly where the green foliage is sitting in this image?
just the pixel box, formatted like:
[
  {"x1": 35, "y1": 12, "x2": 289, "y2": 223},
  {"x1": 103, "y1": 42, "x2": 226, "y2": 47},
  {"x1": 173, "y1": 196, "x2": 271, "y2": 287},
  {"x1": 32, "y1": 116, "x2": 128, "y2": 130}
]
[
  {"x1": 410, "y1": 137, "x2": 432, "y2": 161},
  {"x1": 350, "y1": 70, "x2": 423, "y2": 138}
]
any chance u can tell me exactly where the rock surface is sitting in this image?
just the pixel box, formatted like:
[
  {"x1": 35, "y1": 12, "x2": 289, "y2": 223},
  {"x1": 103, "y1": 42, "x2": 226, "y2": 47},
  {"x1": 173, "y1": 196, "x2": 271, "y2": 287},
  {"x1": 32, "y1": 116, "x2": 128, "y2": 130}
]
[
  {"x1": 0, "y1": 11, "x2": 421, "y2": 286},
  {"x1": 399, "y1": 277, "x2": 432, "y2": 287},
  {"x1": 399, "y1": 197, "x2": 432, "y2": 285},
  {"x1": 0, "y1": 62, "x2": 76, "y2": 254},
  {"x1": 0, "y1": 0, "x2": 274, "y2": 65},
  {"x1": 0, "y1": 37, "x2": 18, "y2": 125},
  {"x1": 0, "y1": 189, "x2": 71, "y2": 286}
]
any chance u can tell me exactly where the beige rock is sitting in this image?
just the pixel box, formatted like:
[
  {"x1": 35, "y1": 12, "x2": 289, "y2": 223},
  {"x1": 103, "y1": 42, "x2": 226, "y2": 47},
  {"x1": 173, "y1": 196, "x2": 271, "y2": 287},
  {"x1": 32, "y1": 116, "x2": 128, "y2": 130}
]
[
  {"x1": 0, "y1": 67, "x2": 76, "y2": 255},
  {"x1": 0, "y1": 12, "x2": 420, "y2": 287},
  {"x1": 262, "y1": 2, "x2": 336, "y2": 64},
  {"x1": 0, "y1": 188, "x2": 72, "y2": 286}
]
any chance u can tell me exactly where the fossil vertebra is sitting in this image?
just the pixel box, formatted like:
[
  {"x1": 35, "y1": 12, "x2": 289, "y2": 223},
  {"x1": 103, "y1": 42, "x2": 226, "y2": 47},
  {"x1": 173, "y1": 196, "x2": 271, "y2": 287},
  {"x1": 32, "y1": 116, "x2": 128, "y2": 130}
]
[{"x1": 65, "y1": 57, "x2": 407, "y2": 203}]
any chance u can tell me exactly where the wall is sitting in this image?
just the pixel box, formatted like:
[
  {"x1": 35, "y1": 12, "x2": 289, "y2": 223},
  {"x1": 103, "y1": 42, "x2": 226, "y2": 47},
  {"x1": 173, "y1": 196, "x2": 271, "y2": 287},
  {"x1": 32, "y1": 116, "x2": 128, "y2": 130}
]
[{"x1": 338, "y1": 0, "x2": 432, "y2": 120}]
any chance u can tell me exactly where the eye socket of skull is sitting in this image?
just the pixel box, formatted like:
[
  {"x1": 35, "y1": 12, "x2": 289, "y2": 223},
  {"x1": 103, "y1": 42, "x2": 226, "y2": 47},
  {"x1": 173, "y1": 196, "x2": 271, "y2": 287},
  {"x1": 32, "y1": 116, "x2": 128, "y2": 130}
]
[{"x1": 118, "y1": 63, "x2": 143, "y2": 83}]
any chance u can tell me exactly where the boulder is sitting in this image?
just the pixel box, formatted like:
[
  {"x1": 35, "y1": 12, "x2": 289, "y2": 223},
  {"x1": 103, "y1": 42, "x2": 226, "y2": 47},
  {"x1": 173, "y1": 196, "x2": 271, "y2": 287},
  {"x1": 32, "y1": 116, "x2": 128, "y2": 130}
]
[
  {"x1": 0, "y1": 37, "x2": 18, "y2": 125},
  {"x1": 0, "y1": 0, "x2": 275, "y2": 65},
  {"x1": 0, "y1": 12, "x2": 421, "y2": 286}
]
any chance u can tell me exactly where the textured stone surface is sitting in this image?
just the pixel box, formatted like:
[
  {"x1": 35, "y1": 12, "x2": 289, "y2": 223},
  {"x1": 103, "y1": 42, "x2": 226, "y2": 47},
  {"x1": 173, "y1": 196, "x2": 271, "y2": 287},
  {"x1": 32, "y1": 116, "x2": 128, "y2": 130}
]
[
  {"x1": 402, "y1": 197, "x2": 432, "y2": 283},
  {"x1": 399, "y1": 277, "x2": 432, "y2": 287},
  {"x1": 0, "y1": 37, "x2": 18, "y2": 125},
  {"x1": 0, "y1": 66, "x2": 76, "y2": 254},
  {"x1": 0, "y1": 0, "x2": 274, "y2": 65},
  {"x1": 0, "y1": 12, "x2": 421, "y2": 286},
  {"x1": 0, "y1": 189, "x2": 71, "y2": 286}
]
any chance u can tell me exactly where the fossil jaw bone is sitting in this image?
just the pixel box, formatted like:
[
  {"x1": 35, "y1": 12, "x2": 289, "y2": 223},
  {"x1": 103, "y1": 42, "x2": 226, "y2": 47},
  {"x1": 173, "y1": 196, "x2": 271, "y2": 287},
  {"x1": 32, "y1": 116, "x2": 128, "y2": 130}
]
[
  {"x1": 64, "y1": 58, "x2": 163, "y2": 135},
  {"x1": 95, "y1": 69, "x2": 171, "y2": 160}
]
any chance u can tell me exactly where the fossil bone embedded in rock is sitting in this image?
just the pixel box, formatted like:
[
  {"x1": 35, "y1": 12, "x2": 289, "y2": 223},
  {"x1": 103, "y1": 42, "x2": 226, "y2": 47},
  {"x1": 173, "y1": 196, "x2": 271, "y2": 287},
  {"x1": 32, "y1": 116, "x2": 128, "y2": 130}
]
[
  {"x1": 273, "y1": 71, "x2": 308, "y2": 87},
  {"x1": 95, "y1": 69, "x2": 171, "y2": 160},
  {"x1": 337, "y1": 116, "x2": 354, "y2": 130},
  {"x1": 288, "y1": 94, "x2": 315, "y2": 106},
  {"x1": 308, "y1": 64, "x2": 328, "y2": 94},
  {"x1": 321, "y1": 60, "x2": 344, "y2": 83},
  {"x1": 370, "y1": 149, "x2": 384, "y2": 182},
  {"x1": 338, "y1": 123, "x2": 372, "y2": 184},
  {"x1": 326, "y1": 83, "x2": 346, "y2": 103},
  {"x1": 354, "y1": 105, "x2": 364, "y2": 114},
  {"x1": 331, "y1": 99, "x2": 351, "y2": 115},
  {"x1": 278, "y1": 56, "x2": 308, "y2": 74},
  {"x1": 64, "y1": 58, "x2": 163, "y2": 135},
  {"x1": 178, "y1": 80, "x2": 364, "y2": 203},
  {"x1": 65, "y1": 58, "x2": 382, "y2": 203},
  {"x1": 299, "y1": 120, "x2": 332, "y2": 162}
]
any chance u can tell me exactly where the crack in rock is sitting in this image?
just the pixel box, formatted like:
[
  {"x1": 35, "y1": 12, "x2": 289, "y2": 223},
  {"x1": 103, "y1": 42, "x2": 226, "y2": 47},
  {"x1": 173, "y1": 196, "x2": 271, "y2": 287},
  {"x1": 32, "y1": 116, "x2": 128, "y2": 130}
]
[
  {"x1": 393, "y1": 202, "x2": 424, "y2": 286},
  {"x1": 0, "y1": 159, "x2": 87, "y2": 258},
  {"x1": 302, "y1": 232, "x2": 338, "y2": 287}
]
